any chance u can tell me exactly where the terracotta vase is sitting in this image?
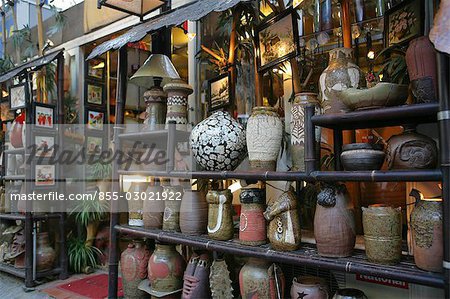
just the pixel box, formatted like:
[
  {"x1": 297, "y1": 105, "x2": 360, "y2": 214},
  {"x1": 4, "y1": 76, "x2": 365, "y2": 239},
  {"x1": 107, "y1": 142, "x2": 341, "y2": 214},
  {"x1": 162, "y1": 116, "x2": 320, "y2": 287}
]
[
  {"x1": 143, "y1": 184, "x2": 165, "y2": 229},
  {"x1": 290, "y1": 276, "x2": 328, "y2": 299},
  {"x1": 36, "y1": 232, "x2": 56, "y2": 272},
  {"x1": 190, "y1": 111, "x2": 247, "y2": 171},
  {"x1": 265, "y1": 189, "x2": 301, "y2": 251},
  {"x1": 246, "y1": 107, "x2": 283, "y2": 171},
  {"x1": 314, "y1": 184, "x2": 356, "y2": 257},
  {"x1": 143, "y1": 87, "x2": 167, "y2": 131},
  {"x1": 120, "y1": 240, "x2": 151, "y2": 299},
  {"x1": 410, "y1": 189, "x2": 443, "y2": 272},
  {"x1": 206, "y1": 189, "x2": 234, "y2": 241},
  {"x1": 386, "y1": 125, "x2": 438, "y2": 170},
  {"x1": 182, "y1": 254, "x2": 211, "y2": 299},
  {"x1": 147, "y1": 243, "x2": 186, "y2": 294},
  {"x1": 128, "y1": 182, "x2": 147, "y2": 227},
  {"x1": 406, "y1": 36, "x2": 438, "y2": 103},
  {"x1": 362, "y1": 204, "x2": 402, "y2": 265},
  {"x1": 164, "y1": 79, "x2": 193, "y2": 130},
  {"x1": 319, "y1": 48, "x2": 365, "y2": 114},
  {"x1": 239, "y1": 258, "x2": 285, "y2": 299},
  {"x1": 239, "y1": 188, "x2": 266, "y2": 246},
  {"x1": 162, "y1": 186, "x2": 184, "y2": 232},
  {"x1": 180, "y1": 190, "x2": 208, "y2": 235}
]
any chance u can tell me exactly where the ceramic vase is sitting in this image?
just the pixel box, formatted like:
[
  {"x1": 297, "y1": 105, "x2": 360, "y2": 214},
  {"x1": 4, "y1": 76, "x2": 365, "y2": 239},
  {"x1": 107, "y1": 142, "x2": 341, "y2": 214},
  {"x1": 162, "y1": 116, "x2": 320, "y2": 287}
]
[
  {"x1": 246, "y1": 107, "x2": 283, "y2": 171},
  {"x1": 319, "y1": 48, "x2": 365, "y2": 114},
  {"x1": 190, "y1": 111, "x2": 247, "y2": 171},
  {"x1": 264, "y1": 189, "x2": 301, "y2": 251},
  {"x1": 180, "y1": 190, "x2": 208, "y2": 235},
  {"x1": 143, "y1": 87, "x2": 167, "y2": 131},
  {"x1": 406, "y1": 36, "x2": 438, "y2": 103},
  {"x1": 341, "y1": 143, "x2": 385, "y2": 171},
  {"x1": 239, "y1": 258, "x2": 285, "y2": 299},
  {"x1": 314, "y1": 184, "x2": 356, "y2": 257},
  {"x1": 164, "y1": 79, "x2": 193, "y2": 130},
  {"x1": 182, "y1": 254, "x2": 211, "y2": 299},
  {"x1": 209, "y1": 258, "x2": 234, "y2": 299},
  {"x1": 239, "y1": 188, "x2": 266, "y2": 246},
  {"x1": 290, "y1": 276, "x2": 328, "y2": 299},
  {"x1": 362, "y1": 204, "x2": 402, "y2": 265},
  {"x1": 143, "y1": 184, "x2": 164, "y2": 229},
  {"x1": 162, "y1": 186, "x2": 184, "y2": 232},
  {"x1": 333, "y1": 288, "x2": 367, "y2": 299},
  {"x1": 386, "y1": 125, "x2": 438, "y2": 170},
  {"x1": 120, "y1": 240, "x2": 151, "y2": 299},
  {"x1": 206, "y1": 189, "x2": 234, "y2": 241},
  {"x1": 128, "y1": 182, "x2": 147, "y2": 227},
  {"x1": 36, "y1": 232, "x2": 56, "y2": 272}
]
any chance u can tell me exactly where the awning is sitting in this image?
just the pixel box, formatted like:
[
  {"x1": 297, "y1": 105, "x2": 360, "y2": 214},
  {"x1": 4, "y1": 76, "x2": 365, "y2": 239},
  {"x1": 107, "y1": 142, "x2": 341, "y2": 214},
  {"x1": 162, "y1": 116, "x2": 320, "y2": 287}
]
[
  {"x1": 0, "y1": 50, "x2": 64, "y2": 83},
  {"x1": 87, "y1": 0, "x2": 250, "y2": 60}
]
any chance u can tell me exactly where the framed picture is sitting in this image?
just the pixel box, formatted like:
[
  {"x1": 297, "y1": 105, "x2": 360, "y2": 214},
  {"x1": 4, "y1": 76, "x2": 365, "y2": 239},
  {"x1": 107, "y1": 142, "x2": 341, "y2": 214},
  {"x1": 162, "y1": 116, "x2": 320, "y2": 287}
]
[
  {"x1": 256, "y1": 9, "x2": 299, "y2": 72},
  {"x1": 85, "y1": 81, "x2": 105, "y2": 106},
  {"x1": 0, "y1": 101, "x2": 15, "y2": 121},
  {"x1": 86, "y1": 58, "x2": 106, "y2": 81},
  {"x1": 34, "y1": 103, "x2": 55, "y2": 129},
  {"x1": 86, "y1": 135, "x2": 104, "y2": 154},
  {"x1": 9, "y1": 83, "x2": 28, "y2": 110},
  {"x1": 208, "y1": 73, "x2": 231, "y2": 111},
  {"x1": 35, "y1": 164, "x2": 55, "y2": 186},
  {"x1": 35, "y1": 135, "x2": 55, "y2": 158},
  {"x1": 385, "y1": 0, "x2": 424, "y2": 47},
  {"x1": 86, "y1": 109, "x2": 106, "y2": 131}
]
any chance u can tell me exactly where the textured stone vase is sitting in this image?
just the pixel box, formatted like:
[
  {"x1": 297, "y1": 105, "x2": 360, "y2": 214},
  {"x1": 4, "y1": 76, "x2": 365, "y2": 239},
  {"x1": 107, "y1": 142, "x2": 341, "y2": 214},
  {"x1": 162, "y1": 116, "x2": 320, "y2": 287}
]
[
  {"x1": 182, "y1": 254, "x2": 211, "y2": 299},
  {"x1": 143, "y1": 184, "x2": 164, "y2": 229},
  {"x1": 319, "y1": 48, "x2": 365, "y2": 114},
  {"x1": 162, "y1": 186, "x2": 184, "y2": 232},
  {"x1": 120, "y1": 240, "x2": 151, "y2": 299},
  {"x1": 190, "y1": 111, "x2": 247, "y2": 171},
  {"x1": 143, "y1": 87, "x2": 167, "y2": 131},
  {"x1": 164, "y1": 79, "x2": 193, "y2": 130},
  {"x1": 239, "y1": 188, "x2": 266, "y2": 246},
  {"x1": 36, "y1": 232, "x2": 56, "y2": 272},
  {"x1": 180, "y1": 190, "x2": 208, "y2": 235},
  {"x1": 264, "y1": 189, "x2": 301, "y2": 251},
  {"x1": 246, "y1": 107, "x2": 283, "y2": 171},
  {"x1": 290, "y1": 276, "x2": 328, "y2": 299},
  {"x1": 206, "y1": 189, "x2": 234, "y2": 241}
]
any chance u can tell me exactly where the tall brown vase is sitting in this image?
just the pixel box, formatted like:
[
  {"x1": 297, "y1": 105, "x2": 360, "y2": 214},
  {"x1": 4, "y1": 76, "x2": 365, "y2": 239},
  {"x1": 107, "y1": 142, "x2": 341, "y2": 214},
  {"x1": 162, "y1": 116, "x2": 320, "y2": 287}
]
[
  {"x1": 36, "y1": 232, "x2": 56, "y2": 272},
  {"x1": 143, "y1": 184, "x2": 164, "y2": 229},
  {"x1": 180, "y1": 190, "x2": 208, "y2": 235},
  {"x1": 120, "y1": 240, "x2": 151, "y2": 299}
]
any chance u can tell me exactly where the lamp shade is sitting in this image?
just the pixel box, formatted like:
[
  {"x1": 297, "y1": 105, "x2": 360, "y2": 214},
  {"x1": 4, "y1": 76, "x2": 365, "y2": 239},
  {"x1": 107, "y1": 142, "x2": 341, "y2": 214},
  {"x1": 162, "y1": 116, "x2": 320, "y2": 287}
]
[
  {"x1": 98, "y1": 0, "x2": 165, "y2": 19},
  {"x1": 129, "y1": 54, "x2": 181, "y2": 88}
]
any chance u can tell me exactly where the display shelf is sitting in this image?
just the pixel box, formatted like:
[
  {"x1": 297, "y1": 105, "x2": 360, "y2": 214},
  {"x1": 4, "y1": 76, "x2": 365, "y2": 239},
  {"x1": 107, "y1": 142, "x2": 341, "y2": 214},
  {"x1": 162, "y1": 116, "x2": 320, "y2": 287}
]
[
  {"x1": 0, "y1": 213, "x2": 61, "y2": 221},
  {"x1": 311, "y1": 170, "x2": 442, "y2": 182},
  {"x1": 115, "y1": 225, "x2": 444, "y2": 288},
  {"x1": 0, "y1": 262, "x2": 25, "y2": 278},
  {"x1": 118, "y1": 129, "x2": 190, "y2": 143},
  {"x1": 311, "y1": 103, "x2": 439, "y2": 129},
  {"x1": 3, "y1": 148, "x2": 25, "y2": 155},
  {"x1": 35, "y1": 267, "x2": 62, "y2": 279},
  {"x1": 3, "y1": 175, "x2": 25, "y2": 180}
]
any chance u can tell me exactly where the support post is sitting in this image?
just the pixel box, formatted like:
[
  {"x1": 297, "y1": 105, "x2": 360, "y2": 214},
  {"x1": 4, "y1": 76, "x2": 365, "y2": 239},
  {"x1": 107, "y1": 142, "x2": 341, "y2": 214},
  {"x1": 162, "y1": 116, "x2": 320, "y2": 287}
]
[
  {"x1": 333, "y1": 129, "x2": 343, "y2": 171},
  {"x1": 341, "y1": 0, "x2": 352, "y2": 49},
  {"x1": 304, "y1": 105, "x2": 316, "y2": 175}
]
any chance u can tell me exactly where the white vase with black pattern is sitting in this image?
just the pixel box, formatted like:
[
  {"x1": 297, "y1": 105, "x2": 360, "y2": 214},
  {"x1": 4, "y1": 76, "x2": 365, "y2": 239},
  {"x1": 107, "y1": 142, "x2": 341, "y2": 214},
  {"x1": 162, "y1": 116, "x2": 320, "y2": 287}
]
[{"x1": 164, "y1": 79, "x2": 193, "y2": 130}]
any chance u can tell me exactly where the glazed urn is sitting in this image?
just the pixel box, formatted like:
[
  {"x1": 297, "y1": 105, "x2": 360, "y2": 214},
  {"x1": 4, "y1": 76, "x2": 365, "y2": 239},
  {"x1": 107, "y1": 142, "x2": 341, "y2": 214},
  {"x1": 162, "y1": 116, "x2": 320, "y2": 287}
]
[
  {"x1": 406, "y1": 36, "x2": 438, "y2": 103},
  {"x1": 362, "y1": 204, "x2": 402, "y2": 265},
  {"x1": 319, "y1": 47, "x2": 366, "y2": 114},
  {"x1": 239, "y1": 258, "x2": 285, "y2": 299},
  {"x1": 386, "y1": 125, "x2": 438, "y2": 170},
  {"x1": 180, "y1": 190, "x2": 208, "y2": 235},
  {"x1": 143, "y1": 87, "x2": 167, "y2": 131},
  {"x1": 147, "y1": 243, "x2": 186, "y2": 294},
  {"x1": 190, "y1": 111, "x2": 247, "y2": 171},
  {"x1": 143, "y1": 184, "x2": 164, "y2": 229},
  {"x1": 264, "y1": 188, "x2": 301, "y2": 251},
  {"x1": 333, "y1": 288, "x2": 367, "y2": 299},
  {"x1": 314, "y1": 184, "x2": 356, "y2": 257},
  {"x1": 120, "y1": 240, "x2": 151, "y2": 299},
  {"x1": 341, "y1": 143, "x2": 385, "y2": 171},
  {"x1": 36, "y1": 232, "x2": 56, "y2": 272},
  {"x1": 206, "y1": 189, "x2": 234, "y2": 240},
  {"x1": 290, "y1": 276, "x2": 328, "y2": 299},
  {"x1": 239, "y1": 188, "x2": 266, "y2": 246},
  {"x1": 128, "y1": 182, "x2": 147, "y2": 227},
  {"x1": 164, "y1": 79, "x2": 193, "y2": 130},
  {"x1": 182, "y1": 254, "x2": 211, "y2": 299},
  {"x1": 162, "y1": 186, "x2": 184, "y2": 232},
  {"x1": 246, "y1": 106, "x2": 283, "y2": 171},
  {"x1": 410, "y1": 189, "x2": 443, "y2": 272}
]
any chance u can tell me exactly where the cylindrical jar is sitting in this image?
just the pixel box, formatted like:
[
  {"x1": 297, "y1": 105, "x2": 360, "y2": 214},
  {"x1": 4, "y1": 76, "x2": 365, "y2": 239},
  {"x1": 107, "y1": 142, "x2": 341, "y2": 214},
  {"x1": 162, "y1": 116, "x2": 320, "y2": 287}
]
[
  {"x1": 180, "y1": 190, "x2": 208, "y2": 235},
  {"x1": 120, "y1": 240, "x2": 151, "y2": 299},
  {"x1": 36, "y1": 232, "x2": 56, "y2": 272},
  {"x1": 246, "y1": 107, "x2": 283, "y2": 171},
  {"x1": 162, "y1": 186, "x2": 184, "y2": 232},
  {"x1": 206, "y1": 189, "x2": 234, "y2": 240},
  {"x1": 239, "y1": 188, "x2": 266, "y2": 246},
  {"x1": 164, "y1": 79, "x2": 193, "y2": 130},
  {"x1": 143, "y1": 184, "x2": 164, "y2": 229},
  {"x1": 143, "y1": 88, "x2": 167, "y2": 131},
  {"x1": 290, "y1": 276, "x2": 328, "y2": 299},
  {"x1": 128, "y1": 182, "x2": 147, "y2": 227},
  {"x1": 362, "y1": 204, "x2": 402, "y2": 265}
]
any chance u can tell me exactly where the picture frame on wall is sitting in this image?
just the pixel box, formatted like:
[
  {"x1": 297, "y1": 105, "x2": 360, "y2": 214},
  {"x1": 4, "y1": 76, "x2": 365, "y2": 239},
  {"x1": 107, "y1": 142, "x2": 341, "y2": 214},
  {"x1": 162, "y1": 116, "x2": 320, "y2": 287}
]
[
  {"x1": 385, "y1": 0, "x2": 424, "y2": 47},
  {"x1": 0, "y1": 101, "x2": 15, "y2": 121},
  {"x1": 86, "y1": 58, "x2": 106, "y2": 81},
  {"x1": 256, "y1": 8, "x2": 299, "y2": 72},
  {"x1": 85, "y1": 81, "x2": 105, "y2": 106},
  {"x1": 86, "y1": 135, "x2": 104, "y2": 154},
  {"x1": 34, "y1": 103, "x2": 55, "y2": 129},
  {"x1": 35, "y1": 164, "x2": 56, "y2": 186},
  {"x1": 9, "y1": 83, "x2": 28, "y2": 110},
  {"x1": 34, "y1": 134, "x2": 56, "y2": 158},
  {"x1": 208, "y1": 73, "x2": 231, "y2": 111},
  {"x1": 86, "y1": 108, "x2": 106, "y2": 131}
]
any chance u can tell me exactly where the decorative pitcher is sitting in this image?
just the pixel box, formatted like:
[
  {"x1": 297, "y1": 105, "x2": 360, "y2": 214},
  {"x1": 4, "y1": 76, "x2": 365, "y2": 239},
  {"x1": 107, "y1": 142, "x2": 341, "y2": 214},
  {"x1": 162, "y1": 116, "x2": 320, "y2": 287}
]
[
  {"x1": 290, "y1": 276, "x2": 328, "y2": 299},
  {"x1": 239, "y1": 188, "x2": 266, "y2": 246},
  {"x1": 206, "y1": 189, "x2": 234, "y2": 241},
  {"x1": 120, "y1": 240, "x2": 151, "y2": 299}
]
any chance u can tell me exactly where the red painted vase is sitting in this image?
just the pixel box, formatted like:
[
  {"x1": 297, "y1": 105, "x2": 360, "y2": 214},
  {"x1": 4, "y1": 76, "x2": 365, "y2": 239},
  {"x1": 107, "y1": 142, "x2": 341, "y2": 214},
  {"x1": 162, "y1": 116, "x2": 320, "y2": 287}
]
[
  {"x1": 120, "y1": 240, "x2": 151, "y2": 299},
  {"x1": 239, "y1": 188, "x2": 267, "y2": 246}
]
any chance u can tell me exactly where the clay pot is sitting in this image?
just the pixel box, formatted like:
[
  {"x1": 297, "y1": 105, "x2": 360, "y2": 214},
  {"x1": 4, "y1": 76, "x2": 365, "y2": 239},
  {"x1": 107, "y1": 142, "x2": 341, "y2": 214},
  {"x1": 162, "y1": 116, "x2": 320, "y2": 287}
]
[
  {"x1": 246, "y1": 107, "x2": 283, "y2": 171},
  {"x1": 162, "y1": 186, "x2": 184, "y2": 232},
  {"x1": 362, "y1": 204, "x2": 402, "y2": 265},
  {"x1": 406, "y1": 36, "x2": 438, "y2": 103},
  {"x1": 290, "y1": 276, "x2": 328, "y2": 299},
  {"x1": 180, "y1": 190, "x2": 208, "y2": 235},
  {"x1": 341, "y1": 143, "x2": 385, "y2": 171},
  {"x1": 190, "y1": 111, "x2": 247, "y2": 171},
  {"x1": 410, "y1": 189, "x2": 443, "y2": 272},
  {"x1": 143, "y1": 87, "x2": 167, "y2": 131},
  {"x1": 143, "y1": 184, "x2": 164, "y2": 229},
  {"x1": 386, "y1": 125, "x2": 438, "y2": 170},
  {"x1": 239, "y1": 188, "x2": 266, "y2": 246},
  {"x1": 182, "y1": 254, "x2": 211, "y2": 299},
  {"x1": 147, "y1": 243, "x2": 186, "y2": 294},
  {"x1": 264, "y1": 189, "x2": 301, "y2": 251},
  {"x1": 319, "y1": 48, "x2": 366, "y2": 114},
  {"x1": 314, "y1": 184, "x2": 356, "y2": 257},
  {"x1": 36, "y1": 232, "x2": 56, "y2": 272},
  {"x1": 164, "y1": 79, "x2": 193, "y2": 130},
  {"x1": 333, "y1": 288, "x2": 367, "y2": 299},
  {"x1": 128, "y1": 182, "x2": 147, "y2": 227},
  {"x1": 206, "y1": 189, "x2": 234, "y2": 241},
  {"x1": 239, "y1": 258, "x2": 285, "y2": 299},
  {"x1": 120, "y1": 240, "x2": 151, "y2": 299}
]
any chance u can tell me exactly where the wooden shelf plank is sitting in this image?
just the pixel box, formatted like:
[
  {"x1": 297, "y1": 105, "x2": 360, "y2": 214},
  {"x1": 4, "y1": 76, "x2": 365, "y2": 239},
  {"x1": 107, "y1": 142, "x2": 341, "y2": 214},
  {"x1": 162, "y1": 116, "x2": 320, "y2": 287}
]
[
  {"x1": 0, "y1": 263, "x2": 25, "y2": 278},
  {"x1": 312, "y1": 170, "x2": 442, "y2": 182}
]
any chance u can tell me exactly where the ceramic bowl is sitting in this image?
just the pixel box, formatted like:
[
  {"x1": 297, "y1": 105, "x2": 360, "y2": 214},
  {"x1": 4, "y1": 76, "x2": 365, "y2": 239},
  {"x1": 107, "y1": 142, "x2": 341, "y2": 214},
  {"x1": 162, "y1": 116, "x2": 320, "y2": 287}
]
[
  {"x1": 337, "y1": 82, "x2": 409, "y2": 111},
  {"x1": 341, "y1": 143, "x2": 385, "y2": 171}
]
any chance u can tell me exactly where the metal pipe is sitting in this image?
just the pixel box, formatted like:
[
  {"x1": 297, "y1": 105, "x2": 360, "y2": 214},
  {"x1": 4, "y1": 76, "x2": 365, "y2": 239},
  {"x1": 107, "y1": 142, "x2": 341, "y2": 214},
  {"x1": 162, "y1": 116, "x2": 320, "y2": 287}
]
[{"x1": 312, "y1": 170, "x2": 442, "y2": 182}]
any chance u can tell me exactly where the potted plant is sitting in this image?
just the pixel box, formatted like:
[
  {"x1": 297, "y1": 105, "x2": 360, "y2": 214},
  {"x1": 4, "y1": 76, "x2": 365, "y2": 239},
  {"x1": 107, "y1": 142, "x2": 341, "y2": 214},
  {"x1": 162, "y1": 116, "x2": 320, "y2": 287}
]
[
  {"x1": 67, "y1": 234, "x2": 102, "y2": 274},
  {"x1": 88, "y1": 162, "x2": 112, "y2": 193}
]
